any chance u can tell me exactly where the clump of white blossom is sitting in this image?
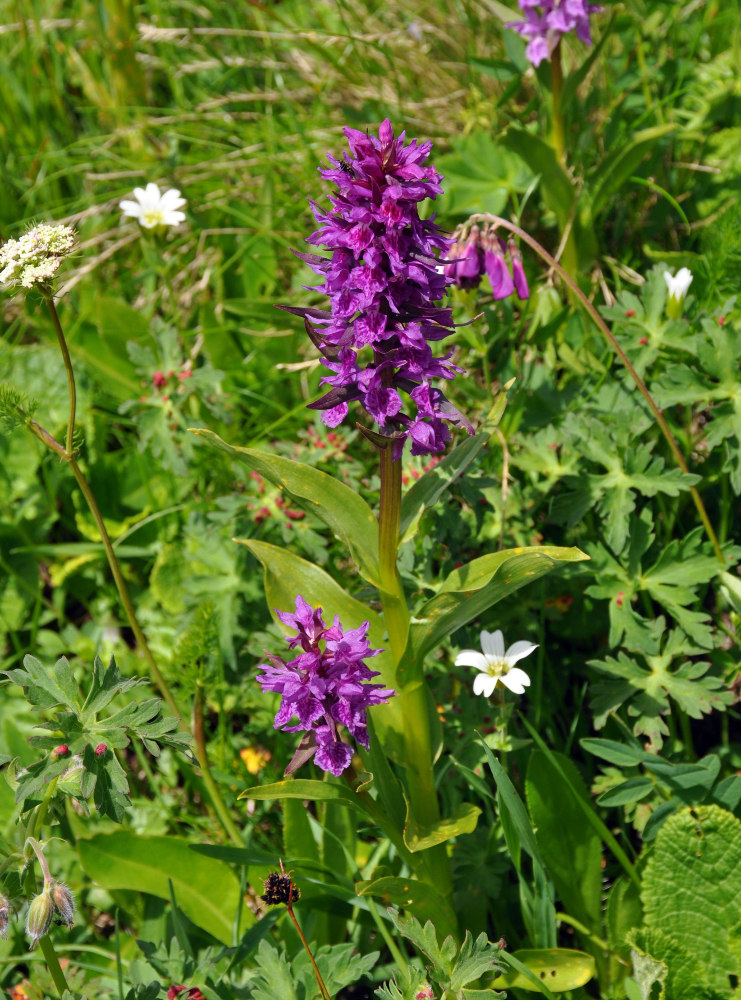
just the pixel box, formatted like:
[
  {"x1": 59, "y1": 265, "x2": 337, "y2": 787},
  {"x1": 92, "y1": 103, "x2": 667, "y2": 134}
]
[{"x1": 0, "y1": 224, "x2": 75, "y2": 289}]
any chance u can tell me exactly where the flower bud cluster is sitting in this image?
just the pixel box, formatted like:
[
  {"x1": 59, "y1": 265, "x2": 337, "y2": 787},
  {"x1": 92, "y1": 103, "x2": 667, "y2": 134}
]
[
  {"x1": 445, "y1": 223, "x2": 529, "y2": 302},
  {"x1": 25, "y1": 881, "x2": 75, "y2": 944},
  {"x1": 0, "y1": 224, "x2": 75, "y2": 289}
]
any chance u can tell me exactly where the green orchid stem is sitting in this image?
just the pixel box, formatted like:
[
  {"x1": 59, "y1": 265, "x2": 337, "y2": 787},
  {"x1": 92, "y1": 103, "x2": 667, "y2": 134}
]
[
  {"x1": 550, "y1": 42, "x2": 566, "y2": 166},
  {"x1": 38, "y1": 934, "x2": 70, "y2": 998},
  {"x1": 44, "y1": 294, "x2": 76, "y2": 457},
  {"x1": 286, "y1": 899, "x2": 332, "y2": 1000},
  {"x1": 194, "y1": 681, "x2": 244, "y2": 846},
  {"x1": 376, "y1": 441, "x2": 455, "y2": 916},
  {"x1": 473, "y1": 214, "x2": 726, "y2": 568}
]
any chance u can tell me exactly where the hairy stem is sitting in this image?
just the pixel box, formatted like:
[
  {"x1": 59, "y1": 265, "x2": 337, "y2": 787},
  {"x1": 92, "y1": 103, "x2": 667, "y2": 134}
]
[
  {"x1": 473, "y1": 213, "x2": 725, "y2": 567},
  {"x1": 25, "y1": 837, "x2": 52, "y2": 884}
]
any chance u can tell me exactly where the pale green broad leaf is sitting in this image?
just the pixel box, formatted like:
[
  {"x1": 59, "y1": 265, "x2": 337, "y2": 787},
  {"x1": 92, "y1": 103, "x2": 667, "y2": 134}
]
[
  {"x1": 401, "y1": 546, "x2": 587, "y2": 682},
  {"x1": 497, "y1": 949, "x2": 595, "y2": 992},
  {"x1": 78, "y1": 831, "x2": 251, "y2": 944},
  {"x1": 403, "y1": 800, "x2": 481, "y2": 853},
  {"x1": 238, "y1": 778, "x2": 368, "y2": 814},
  {"x1": 192, "y1": 428, "x2": 380, "y2": 585}
]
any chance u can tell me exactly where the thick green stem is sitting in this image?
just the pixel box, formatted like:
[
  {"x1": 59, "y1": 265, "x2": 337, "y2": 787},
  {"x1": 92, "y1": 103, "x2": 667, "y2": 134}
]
[
  {"x1": 45, "y1": 295, "x2": 76, "y2": 457},
  {"x1": 38, "y1": 934, "x2": 70, "y2": 997},
  {"x1": 194, "y1": 681, "x2": 244, "y2": 846},
  {"x1": 474, "y1": 214, "x2": 726, "y2": 567},
  {"x1": 376, "y1": 441, "x2": 455, "y2": 916},
  {"x1": 550, "y1": 43, "x2": 566, "y2": 166}
]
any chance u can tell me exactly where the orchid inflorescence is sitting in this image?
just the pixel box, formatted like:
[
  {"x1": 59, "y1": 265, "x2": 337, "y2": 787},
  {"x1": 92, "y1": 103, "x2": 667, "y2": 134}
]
[
  {"x1": 284, "y1": 119, "x2": 473, "y2": 458},
  {"x1": 508, "y1": 0, "x2": 602, "y2": 67},
  {"x1": 256, "y1": 595, "x2": 395, "y2": 776}
]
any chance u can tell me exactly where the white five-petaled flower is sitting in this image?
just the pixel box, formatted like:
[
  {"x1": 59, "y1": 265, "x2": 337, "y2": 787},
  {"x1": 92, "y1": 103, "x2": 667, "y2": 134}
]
[
  {"x1": 119, "y1": 183, "x2": 186, "y2": 230},
  {"x1": 663, "y1": 267, "x2": 693, "y2": 318},
  {"x1": 455, "y1": 629, "x2": 538, "y2": 697}
]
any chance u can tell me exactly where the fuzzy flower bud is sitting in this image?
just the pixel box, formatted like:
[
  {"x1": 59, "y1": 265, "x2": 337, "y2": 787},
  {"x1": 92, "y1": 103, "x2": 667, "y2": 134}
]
[
  {"x1": 0, "y1": 224, "x2": 75, "y2": 290},
  {"x1": 26, "y1": 887, "x2": 54, "y2": 944},
  {"x1": 50, "y1": 881, "x2": 75, "y2": 928},
  {"x1": 0, "y1": 895, "x2": 10, "y2": 939},
  {"x1": 94, "y1": 743, "x2": 108, "y2": 756}
]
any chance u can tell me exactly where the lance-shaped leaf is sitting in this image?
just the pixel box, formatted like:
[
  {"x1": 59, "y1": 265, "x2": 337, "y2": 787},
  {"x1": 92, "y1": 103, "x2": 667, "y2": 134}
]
[
  {"x1": 238, "y1": 778, "x2": 369, "y2": 813},
  {"x1": 401, "y1": 546, "x2": 587, "y2": 682},
  {"x1": 192, "y1": 428, "x2": 380, "y2": 586},
  {"x1": 403, "y1": 799, "x2": 481, "y2": 852}
]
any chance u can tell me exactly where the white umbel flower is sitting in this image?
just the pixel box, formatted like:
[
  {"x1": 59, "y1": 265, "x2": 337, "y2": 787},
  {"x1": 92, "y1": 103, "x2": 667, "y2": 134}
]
[
  {"x1": 119, "y1": 182, "x2": 186, "y2": 229},
  {"x1": 455, "y1": 629, "x2": 538, "y2": 697},
  {"x1": 663, "y1": 267, "x2": 692, "y2": 318},
  {"x1": 0, "y1": 224, "x2": 75, "y2": 289}
]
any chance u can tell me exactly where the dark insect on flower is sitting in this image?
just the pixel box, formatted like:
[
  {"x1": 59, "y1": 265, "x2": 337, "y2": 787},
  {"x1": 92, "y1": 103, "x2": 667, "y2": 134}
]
[
  {"x1": 261, "y1": 869, "x2": 300, "y2": 906},
  {"x1": 338, "y1": 159, "x2": 355, "y2": 178}
]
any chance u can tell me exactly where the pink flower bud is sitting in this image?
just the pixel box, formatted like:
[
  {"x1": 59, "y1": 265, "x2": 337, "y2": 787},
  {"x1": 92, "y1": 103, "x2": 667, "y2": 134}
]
[
  {"x1": 152, "y1": 371, "x2": 167, "y2": 388},
  {"x1": 52, "y1": 745, "x2": 69, "y2": 758},
  {"x1": 94, "y1": 743, "x2": 108, "y2": 756}
]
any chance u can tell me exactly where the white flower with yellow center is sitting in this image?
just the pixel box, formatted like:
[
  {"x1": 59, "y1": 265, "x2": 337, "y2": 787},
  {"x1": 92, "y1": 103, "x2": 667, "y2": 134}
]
[
  {"x1": 119, "y1": 183, "x2": 186, "y2": 230},
  {"x1": 455, "y1": 629, "x2": 537, "y2": 697}
]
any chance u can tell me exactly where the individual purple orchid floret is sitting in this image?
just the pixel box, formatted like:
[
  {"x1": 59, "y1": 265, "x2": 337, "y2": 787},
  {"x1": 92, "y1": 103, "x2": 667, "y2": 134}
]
[
  {"x1": 508, "y1": 0, "x2": 602, "y2": 67},
  {"x1": 256, "y1": 595, "x2": 395, "y2": 777},
  {"x1": 281, "y1": 119, "x2": 473, "y2": 458},
  {"x1": 445, "y1": 221, "x2": 529, "y2": 302}
]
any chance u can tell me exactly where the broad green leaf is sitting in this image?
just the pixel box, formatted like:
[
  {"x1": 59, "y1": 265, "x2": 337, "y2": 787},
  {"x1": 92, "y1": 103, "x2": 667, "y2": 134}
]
[
  {"x1": 597, "y1": 777, "x2": 655, "y2": 807},
  {"x1": 402, "y1": 546, "x2": 587, "y2": 681},
  {"x1": 502, "y1": 129, "x2": 575, "y2": 230},
  {"x1": 193, "y1": 428, "x2": 380, "y2": 585},
  {"x1": 403, "y1": 800, "x2": 481, "y2": 853},
  {"x1": 497, "y1": 949, "x2": 595, "y2": 992},
  {"x1": 239, "y1": 778, "x2": 369, "y2": 813},
  {"x1": 436, "y1": 132, "x2": 533, "y2": 216},
  {"x1": 356, "y1": 875, "x2": 458, "y2": 943},
  {"x1": 606, "y1": 876, "x2": 642, "y2": 962},
  {"x1": 399, "y1": 391, "x2": 509, "y2": 544},
  {"x1": 78, "y1": 831, "x2": 249, "y2": 944},
  {"x1": 580, "y1": 738, "x2": 650, "y2": 768},
  {"x1": 526, "y1": 751, "x2": 603, "y2": 935}
]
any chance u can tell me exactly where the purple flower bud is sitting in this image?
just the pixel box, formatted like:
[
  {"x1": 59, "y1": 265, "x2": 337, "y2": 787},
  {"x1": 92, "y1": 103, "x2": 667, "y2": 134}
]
[
  {"x1": 256, "y1": 595, "x2": 395, "y2": 776},
  {"x1": 483, "y1": 239, "x2": 515, "y2": 300},
  {"x1": 508, "y1": 240, "x2": 529, "y2": 300}
]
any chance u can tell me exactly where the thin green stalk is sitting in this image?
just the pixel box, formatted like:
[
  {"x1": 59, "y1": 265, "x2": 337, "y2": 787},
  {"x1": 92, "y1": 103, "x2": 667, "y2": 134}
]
[
  {"x1": 25, "y1": 837, "x2": 52, "y2": 883},
  {"x1": 44, "y1": 295, "x2": 76, "y2": 457},
  {"x1": 32, "y1": 778, "x2": 60, "y2": 839},
  {"x1": 38, "y1": 935, "x2": 70, "y2": 998},
  {"x1": 193, "y1": 681, "x2": 244, "y2": 846},
  {"x1": 474, "y1": 214, "x2": 726, "y2": 567}
]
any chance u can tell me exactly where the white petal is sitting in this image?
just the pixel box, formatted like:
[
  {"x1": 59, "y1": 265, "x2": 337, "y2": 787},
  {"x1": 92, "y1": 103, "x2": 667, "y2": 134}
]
[
  {"x1": 504, "y1": 640, "x2": 538, "y2": 666},
  {"x1": 160, "y1": 188, "x2": 186, "y2": 210},
  {"x1": 144, "y1": 182, "x2": 162, "y2": 202},
  {"x1": 132, "y1": 186, "x2": 149, "y2": 204},
  {"x1": 473, "y1": 673, "x2": 498, "y2": 697},
  {"x1": 119, "y1": 200, "x2": 142, "y2": 217},
  {"x1": 480, "y1": 629, "x2": 505, "y2": 659},
  {"x1": 455, "y1": 650, "x2": 489, "y2": 671},
  {"x1": 500, "y1": 667, "x2": 531, "y2": 695},
  {"x1": 163, "y1": 209, "x2": 186, "y2": 226}
]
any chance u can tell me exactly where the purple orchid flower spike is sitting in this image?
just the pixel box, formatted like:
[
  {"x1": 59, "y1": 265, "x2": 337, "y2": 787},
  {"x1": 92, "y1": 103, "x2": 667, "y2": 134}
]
[
  {"x1": 256, "y1": 595, "x2": 395, "y2": 777},
  {"x1": 279, "y1": 119, "x2": 473, "y2": 457},
  {"x1": 507, "y1": 0, "x2": 602, "y2": 67}
]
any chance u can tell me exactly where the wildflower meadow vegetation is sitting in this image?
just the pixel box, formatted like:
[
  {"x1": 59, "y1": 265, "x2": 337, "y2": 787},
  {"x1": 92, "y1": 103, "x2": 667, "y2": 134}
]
[{"x1": 1, "y1": 1, "x2": 740, "y2": 998}]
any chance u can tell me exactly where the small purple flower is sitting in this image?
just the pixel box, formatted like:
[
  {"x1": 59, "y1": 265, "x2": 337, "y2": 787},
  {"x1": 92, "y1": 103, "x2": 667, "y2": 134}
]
[
  {"x1": 508, "y1": 0, "x2": 602, "y2": 67},
  {"x1": 282, "y1": 119, "x2": 473, "y2": 458},
  {"x1": 256, "y1": 595, "x2": 395, "y2": 777}
]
